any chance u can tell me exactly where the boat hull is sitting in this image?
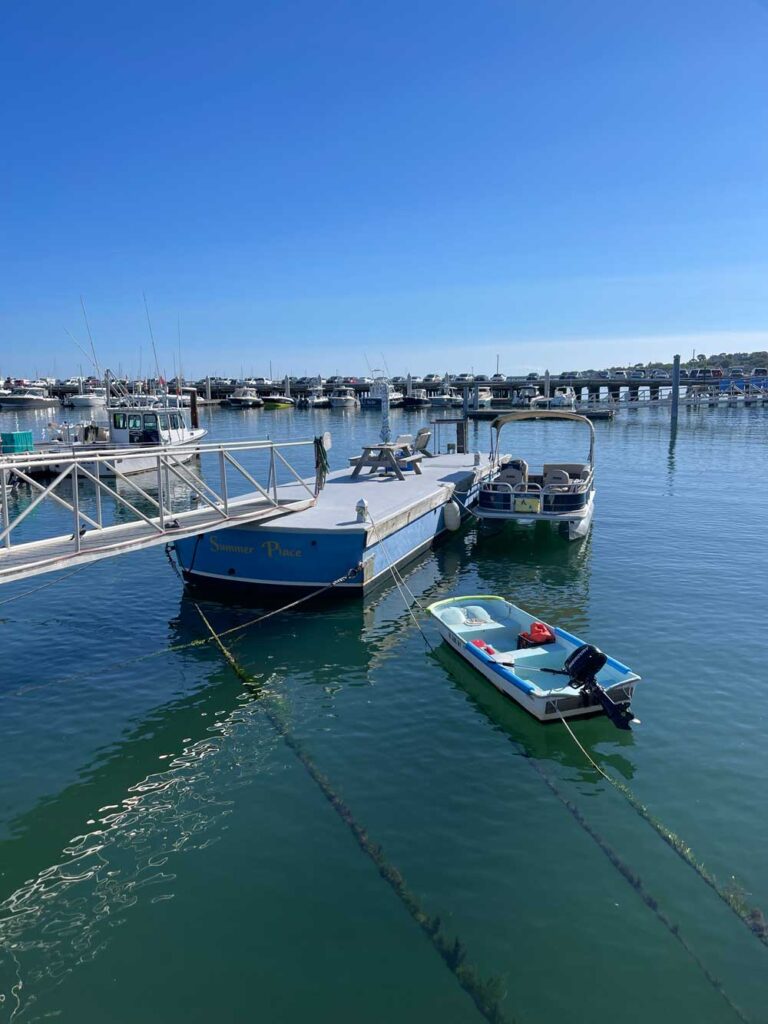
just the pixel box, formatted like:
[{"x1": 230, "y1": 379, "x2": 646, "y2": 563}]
[
  {"x1": 174, "y1": 454, "x2": 491, "y2": 598},
  {"x1": 27, "y1": 431, "x2": 207, "y2": 477}
]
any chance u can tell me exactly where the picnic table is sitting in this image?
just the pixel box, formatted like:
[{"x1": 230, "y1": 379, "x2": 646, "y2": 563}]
[{"x1": 350, "y1": 443, "x2": 423, "y2": 481}]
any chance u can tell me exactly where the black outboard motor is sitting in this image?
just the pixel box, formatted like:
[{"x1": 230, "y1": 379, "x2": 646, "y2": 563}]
[{"x1": 563, "y1": 644, "x2": 636, "y2": 731}]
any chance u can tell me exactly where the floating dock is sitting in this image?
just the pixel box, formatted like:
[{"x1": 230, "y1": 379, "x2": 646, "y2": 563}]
[{"x1": 174, "y1": 451, "x2": 494, "y2": 596}]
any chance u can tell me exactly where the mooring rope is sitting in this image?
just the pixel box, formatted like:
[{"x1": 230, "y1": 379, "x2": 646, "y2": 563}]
[
  {"x1": 0, "y1": 563, "x2": 92, "y2": 609},
  {"x1": 0, "y1": 564, "x2": 364, "y2": 702},
  {"x1": 364, "y1": 508, "x2": 434, "y2": 650},
  {"x1": 194, "y1": 605, "x2": 512, "y2": 1024},
  {"x1": 556, "y1": 712, "x2": 768, "y2": 948},
  {"x1": 523, "y1": 751, "x2": 752, "y2": 1024}
]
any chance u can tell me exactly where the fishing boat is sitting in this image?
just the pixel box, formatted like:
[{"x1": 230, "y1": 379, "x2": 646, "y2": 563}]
[
  {"x1": 431, "y1": 382, "x2": 463, "y2": 408},
  {"x1": 476, "y1": 387, "x2": 493, "y2": 407},
  {"x1": 262, "y1": 392, "x2": 295, "y2": 409},
  {"x1": 329, "y1": 386, "x2": 359, "y2": 409},
  {"x1": 428, "y1": 595, "x2": 640, "y2": 728},
  {"x1": 475, "y1": 410, "x2": 595, "y2": 540},
  {"x1": 403, "y1": 388, "x2": 431, "y2": 408},
  {"x1": 23, "y1": 399, "x2": 208, "y2": 477},
  {"x1": 298, "y1": 385, "x2": 330, "y2": 408},
  {"x1": 228, "y1": 386, "x2": 264, "y2": 409}
]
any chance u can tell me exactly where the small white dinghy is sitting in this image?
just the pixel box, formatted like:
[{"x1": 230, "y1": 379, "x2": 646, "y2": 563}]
[{"x1": 428, "y1": 595, "x2": 641, "y2": 728}]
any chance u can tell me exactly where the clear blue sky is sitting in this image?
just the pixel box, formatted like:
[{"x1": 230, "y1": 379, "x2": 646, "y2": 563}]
[{"x1": 1, "y1": 0, "x2": 767, "y2": 378}]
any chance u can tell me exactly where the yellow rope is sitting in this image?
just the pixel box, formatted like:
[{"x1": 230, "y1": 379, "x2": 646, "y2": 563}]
[{"x1": 557, "y1": 713, "x2": 768, "y2": 947}]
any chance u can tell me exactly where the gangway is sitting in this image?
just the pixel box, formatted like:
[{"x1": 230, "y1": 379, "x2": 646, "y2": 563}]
[{"x1": 0, "y1": 438, "x2": 318, "y2": 584}]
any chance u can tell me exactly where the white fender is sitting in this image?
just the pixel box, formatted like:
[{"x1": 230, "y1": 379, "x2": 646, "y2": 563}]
[{"x1": 443, "y1": 499, "x2": 461, "y2": 531}]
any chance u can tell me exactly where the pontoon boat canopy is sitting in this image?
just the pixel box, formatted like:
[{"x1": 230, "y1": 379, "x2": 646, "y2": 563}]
[{"x1": 489, "y1": 409, "x2": 595, "y2": 464}]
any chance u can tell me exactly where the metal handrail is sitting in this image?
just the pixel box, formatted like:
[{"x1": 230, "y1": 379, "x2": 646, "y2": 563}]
[
  {"x1": 0, "y1": 436, "x2": 314, "y2": 472},
  {"x1": 0, "y1": 437, "x2": 317, "y2": 555}
]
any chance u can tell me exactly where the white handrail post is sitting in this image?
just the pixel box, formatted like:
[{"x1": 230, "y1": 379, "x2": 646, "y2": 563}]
[
  {"x1": 72, "y1": 466, "x2": 81, "y2": 552},
  {"x1": 270, "y1": 446, "x2": 278, "y2": 503},
  {"x1": 1, "y1": 467, "x2": 10, "y2": 549},
  {"x1": 94, "y1": 458, "x2": 103, "y2": 527},
  {"x1": 157, "y1": 456, "x2": 165, "y2": 529},
  {"x1": 219, "y1": 448, "x2": 229, "y2": 514}
]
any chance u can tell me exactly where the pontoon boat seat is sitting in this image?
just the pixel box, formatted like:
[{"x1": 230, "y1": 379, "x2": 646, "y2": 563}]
[
  {"x1": 543, "y1": 462, "x2": 590, "y2": 483},
  {"x1": 543, "y1": 468, "x2": 571, "y2": 489},
  {"x1": 496, "y1": 459, "x2": 528, "y2": 488}
]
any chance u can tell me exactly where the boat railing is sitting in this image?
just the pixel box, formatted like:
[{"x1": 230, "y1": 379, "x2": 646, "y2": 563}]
[{"x1": 0, "y1": 437, "x2": 318, "y2": 560}]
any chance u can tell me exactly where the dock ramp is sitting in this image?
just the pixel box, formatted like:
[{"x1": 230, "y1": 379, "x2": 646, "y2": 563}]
[{"x1": 0, "y1": 438, "x2": 316, "y2": 584}]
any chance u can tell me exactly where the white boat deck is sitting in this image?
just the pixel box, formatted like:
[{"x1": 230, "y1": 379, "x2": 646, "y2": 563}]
[{"x1": 263, "y1": 452, "x2": 493, "y2": 542}]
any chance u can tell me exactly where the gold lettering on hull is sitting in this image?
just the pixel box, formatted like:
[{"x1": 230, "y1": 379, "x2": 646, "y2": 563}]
[{"x1": 208, "y1": 536, "x2": 303, "y2": 558}]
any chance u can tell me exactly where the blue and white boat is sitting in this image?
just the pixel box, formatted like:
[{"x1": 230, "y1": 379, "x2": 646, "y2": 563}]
[
  {"x1": 475, "y1": 410, "x2": 596, "y2": 540},
  {"x1": 173, "y1": 445, "x2": 494, "y2": 596},
  {"x1": 428, "y1": 595, "x2": 640, "y2": 727}
]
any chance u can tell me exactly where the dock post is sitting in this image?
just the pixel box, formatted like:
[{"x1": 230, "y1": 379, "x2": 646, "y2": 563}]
[
  {"x1": 472, "y1": 383, "x2": 479, "y2": 410},
  {"x1": 206, "y1": 376, "x2": 212, "y2": 402},
  {"x1": 190, "y1": 389, "x2": 199, "y2": 428},
  {"x1": 671, "y1": 354, "x2": 680, "y2": 426},
  {"x1": 462, "y1": 387, "x2": 469, "y2": 417},
  {"x1": 457, "y1": 419, "x2": 467, "y2": 454},
  {"x1": 1, "y1": 467, "x2": 10, "y2": 548},
  {"x1": 544, "y1": 370, "x2": 551, "y2": 398}
]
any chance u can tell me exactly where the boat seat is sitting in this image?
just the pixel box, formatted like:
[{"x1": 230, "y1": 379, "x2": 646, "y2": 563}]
[
  {"x1": 544, "y1": 462, "x2": 590, "y2": 482},
  {"x1": 543, "y1": 468, "x2": 571, "y2": 489},
  {"x1": 496, "y1": 459, "x2": 528, "y2": 488},
  {"x1": 438, "y1": 605, "x2": 503, "y2": 631}
]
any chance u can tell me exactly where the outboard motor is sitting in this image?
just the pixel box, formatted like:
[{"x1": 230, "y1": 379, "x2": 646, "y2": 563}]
[{"x1": 563, "y1": 644, "x2": 636, "y2": 731}]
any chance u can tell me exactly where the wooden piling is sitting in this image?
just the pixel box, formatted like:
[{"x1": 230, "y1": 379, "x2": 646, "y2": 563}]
[{"x1": 671, "y1": 354, "x2": 681, "y2": 426}]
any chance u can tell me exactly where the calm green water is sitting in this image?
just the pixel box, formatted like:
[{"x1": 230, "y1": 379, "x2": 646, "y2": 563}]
[{"x1": 0, "y1": 403, "x2": 766, "y2": 1023}]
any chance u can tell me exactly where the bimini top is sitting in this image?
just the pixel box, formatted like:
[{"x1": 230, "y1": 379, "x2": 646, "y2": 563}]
[{"x1": 490, "y1": 409, "x2": 595, "y2": 463}]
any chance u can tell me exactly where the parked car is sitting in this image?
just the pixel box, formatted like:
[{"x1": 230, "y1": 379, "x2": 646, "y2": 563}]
[
  {"x1": 455, "y1": 373, "x2": 475, "y2": 383},
  {"x1": 710, "y1": 367, "x2": 723, "y2": 378},
  {"x1": 596, "y1": 371, "x2": 610, "y2": 379},
  {"x1": 491, "y1": 373, "x2": 506, "y2": 382},
  {"x1": 613, "y1": 370, "x2": 628, "y2": 380},
  {"x1": 729, "y1": 367, "x2": 746, "y2": 377},
  {"x1": 474, "y1": 374, "x2": 490, "y2": 382},
  {"x1": 251, "y1": 377, "x2": 272, "y2": 386},
  {"x1": 526, "y1": 372, "x2": 539, "y2": 381},
  {"x1": 423, "y1": 373, "x2": 442, "y2": 383},
  {"x1": 629, "y1": 370, "x2": 645, "y2": 380},
  {"x1": 651, "y1": 370, "x2": 670, "y2": 379},
  {"x1": 751, "y1": 367, "x2": 767, "y2": 377}
]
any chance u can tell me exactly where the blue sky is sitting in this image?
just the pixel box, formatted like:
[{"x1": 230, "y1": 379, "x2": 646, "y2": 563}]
[{"x1": 1, "y1": 0, "x2": 767, "y2": 378}]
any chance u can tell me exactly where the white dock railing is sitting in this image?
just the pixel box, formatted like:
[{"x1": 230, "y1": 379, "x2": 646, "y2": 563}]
[{"x1": 0, "y1": 438, "x2": 317, "y2": 583}]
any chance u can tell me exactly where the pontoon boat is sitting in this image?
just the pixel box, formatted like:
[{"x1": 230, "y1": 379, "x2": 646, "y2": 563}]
[{"x1": 475, "y1": 410, "x2": 595, "y2": 540}]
